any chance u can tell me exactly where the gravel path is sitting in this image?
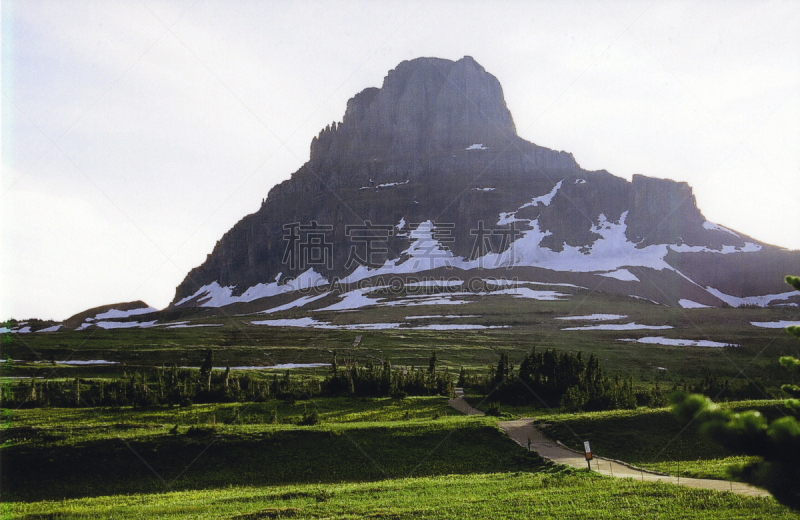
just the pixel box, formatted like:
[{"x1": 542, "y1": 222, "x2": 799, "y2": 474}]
[{"x1": 447, "y1": 396, "x2": 770, "y2": 499}]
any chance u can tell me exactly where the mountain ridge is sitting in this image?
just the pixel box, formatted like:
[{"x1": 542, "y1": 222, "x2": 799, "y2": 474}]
[{"x1": 167, "y1": 56, "x2": 799, "y2": 310}]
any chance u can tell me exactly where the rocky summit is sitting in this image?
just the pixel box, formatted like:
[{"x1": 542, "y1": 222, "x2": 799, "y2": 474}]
[{"x1": 170, "y1": 56, "x2": 799, "y2": 313}]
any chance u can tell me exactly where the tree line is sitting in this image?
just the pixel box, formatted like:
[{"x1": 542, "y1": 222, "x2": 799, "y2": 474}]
[
  {"x1": 2, "y1": 347, "x2": 778, "y2": 411},
  {"x1": 458, "y1": 348, "x2": 646, "y2": 411},
  {"x1": 1, "y1": 350, "x2": 454, "y2": 409}
]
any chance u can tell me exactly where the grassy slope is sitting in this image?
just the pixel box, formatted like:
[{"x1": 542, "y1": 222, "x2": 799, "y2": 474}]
[
  {"x1": 5, "y1": 472, "x2": 797, "y2": 519},
  {"x1": 4, "y1": 397, "x2": 455, "y2": 432},
  {"x1": 2, "y1": 400, "x2": 542, "y2": 502},
  {"x1": 3, "y1": 397, "x2": 799, "y2": 518},
  {"x1": 535, "y1": 400, "x2": 795, "y2": 480},
  {"x1": 3, "y1": 293, "x2": 797, "y2": 389}
]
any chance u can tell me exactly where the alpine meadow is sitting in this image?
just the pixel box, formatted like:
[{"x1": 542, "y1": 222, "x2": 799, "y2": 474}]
[{"x1": 3, "y1": 4, "x2": 800, "y2": 519}]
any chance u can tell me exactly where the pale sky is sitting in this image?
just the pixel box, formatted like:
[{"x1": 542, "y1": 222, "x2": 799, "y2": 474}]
[{"x1": 2, "y1": 0, "x2": 799, "y2": 321}]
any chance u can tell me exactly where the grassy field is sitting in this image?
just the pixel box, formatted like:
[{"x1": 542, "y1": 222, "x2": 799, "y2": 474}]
[
  {"x1": 3, "y1": 294, "x2": 798, "y2": 518},
  {"x1": 534, "y1": 400, "x2": 796, "y2": 480},
  {"x1": 4, "y1": 471, "x2": 797, "y2": 519},
  {"x1": 3, "y1": 292, "x2": 797, "y2": 391},
  {"x1": 3, "y1": 395, "x2": 799, "y2": 518},
  {"x1": 4, "y1": 396, "x2": 455, "y2": 432},
  {"x1": 2, "y1": 398, "x2": 543, "y2": 502}
]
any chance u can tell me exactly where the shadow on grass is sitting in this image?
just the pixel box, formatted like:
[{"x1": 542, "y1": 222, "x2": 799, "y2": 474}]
[{"x1": 2, "y1": 423, "x2": 549, "y2": 502}]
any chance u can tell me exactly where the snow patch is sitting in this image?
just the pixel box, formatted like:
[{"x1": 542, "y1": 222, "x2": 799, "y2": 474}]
[
  {"x1": 36, "y1": 325, "x2": 63, "y2": 332},
  {"x1": 251, "y1": 318, "x2": 506, "y2": 331},
  {"x1": 629, "y1": 295, "x2": 661, "y2": 305},
  {"x1": 678, "y1": 299, "x2": 711, "y2": 309},
  {"x1": 340, "y1": 221, "x2": 459, "y2": 284},
  {"x1": 556, "y1": 314, "x2": 627, "y2": 321},
  {"x1": 175, "y1": 268, "x2": 329, "y2": 307},
  {"x1": 519, "y1": 180, "x2": 563, "y2": 209},
  {"x1": 465, "y1": 143, "x2": 487, "y2": 150},
  {"x1": 250, "y1": 318, "x2": 400, "y2": 330},
  {"x1": 750, "y1": 321, "x2": 800, "y2": 329},
  {"x1": 703, "y1": 221, "x2": 740, "y2": 237},
  {"x1": 261, "y1": 363, "x2": 328, "y2": 369},
  {"x1": 89, "y1": 320, "x2": 158, "y2": 330},
  {"x1": 10, "y1": 359, "x2": 120, "y2": 365},
  {"x1": 410, "y1": 324, "x2": 506, "y2": 330},
  {"x1": 340, "y1": 212, "x2": 671, "y2": 287},
  {"x1": 494, "y1": 181, "x2": 562, "y2": 225},
  {"x1": 90, "y1": 306, "x2": 158, "y2": 321},
  {"x1": 376, "y1": 180, "x2": 409, "y2": 188},
  {"x1": 482, "y1": 279, "x2": 586, "y2": 290},
  {"x1": 57, "y1": 359, "x2": 121, "y2": 365},
  {"x1": 262, "y1": 292, "x2": 329, "y2": 314},
  {"x1": 405, "y1": 279, "x2": 464, "y2": 288},
  {"x1": 473, "y1": 187, "x2": 496, "y2": 191},
  {"x1": 600, "y1": 269, "x2": 639, "y2": 282},
  {"x1": 620, "y1": 337, "x2": 737, "y2": 348},
  {"x1": 166, "y1": 323, "x2": 223, "y2": 329},
  {"x1": 339, "y1": 323, "x2": 402, "y2": 330},
  {"x1": 231, "y1": 363, "x2": 329, "y2": 370},
  {"x1": 563, "y1": 322, "x2": 673, "y2": 331},
  {"x1": 488, "y1": 287, "x2": 569, "y2": 300},
  {"x1": 382, "y1": 296, "x2": 472, "y2": 307},
  {"x1": 315, "y1": 289, "x2": 379, "y2": 312},
  {"x1": 669, "y1": 242, "x2": 761, "y2": 254},
  {"x1": 252, "y1": 317, "x2": 330, "y2": 328},
  {"x1": 405, "y1": 315, "x2": 481, "y2": 320},
  {"x1": 706, "y1": 287, "x2": 800, "y2": 307},
  {"x1": 476, "y1": 212, "x2": 673, "y2": 273},
  {"x1": 496, "y1": 212, "x2": 521, "y2": 226}
]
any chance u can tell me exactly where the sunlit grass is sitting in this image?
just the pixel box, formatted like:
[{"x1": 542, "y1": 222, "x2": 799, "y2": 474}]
[
  {"x1": 5, "y1": 471, "x2": 795, "y2": 519},
  {"x1": 535, "y1": 401, "x2": 793, "y2": 481}
]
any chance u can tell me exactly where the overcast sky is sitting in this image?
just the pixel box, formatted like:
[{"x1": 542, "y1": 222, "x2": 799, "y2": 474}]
[{"x1": 3, "y1": 0, "x2": 799, "y2": 321}]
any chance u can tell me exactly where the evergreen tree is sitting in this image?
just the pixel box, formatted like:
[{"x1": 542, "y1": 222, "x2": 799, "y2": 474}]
[
  {"x1": 428, "y1": 351, "x2": 437, "y2": 375},
  {"x1": 200, "y1": 350, "x2": 214, "y2": 392},
  {"x1": 457, "y1": 366, "x2": 466, "y2": 388},
  {"x1": 671, "y1": 275, "x2": 800, "y2": 510}
]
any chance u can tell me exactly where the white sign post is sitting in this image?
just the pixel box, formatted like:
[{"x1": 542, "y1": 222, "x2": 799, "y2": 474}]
[{"x1": 584, "y1": 441, "x2": 592, "y2": 471}]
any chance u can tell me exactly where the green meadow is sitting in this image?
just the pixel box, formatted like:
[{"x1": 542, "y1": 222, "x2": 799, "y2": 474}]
[
  {"x1": 2, "y1": 296, "x2": 799, "y2": 518},
  {"x1": 3, "y1": 293, "x2": 798, "y2": 388}
]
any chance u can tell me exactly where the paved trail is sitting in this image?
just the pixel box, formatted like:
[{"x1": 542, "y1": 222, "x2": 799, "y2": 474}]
[{"x1": 447, "y1": 396, "x2": 770, "y2": 499}]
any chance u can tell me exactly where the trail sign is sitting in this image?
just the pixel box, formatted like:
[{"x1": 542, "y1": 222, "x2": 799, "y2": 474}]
[{"x1": 584, "y1": 441, "x2": 592, "y2": 471}]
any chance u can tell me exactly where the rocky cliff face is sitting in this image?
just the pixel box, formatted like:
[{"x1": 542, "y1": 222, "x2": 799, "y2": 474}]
[
  {"x1": 310, "y1": 57, "x2": 519, "y2": 165},
  {"x1": 172, "y1": 56, "x2": 799, "y2": 308}
]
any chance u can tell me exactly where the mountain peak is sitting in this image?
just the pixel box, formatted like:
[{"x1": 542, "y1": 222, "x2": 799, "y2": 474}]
[
  {"x1": 170, "y1": 57, "x2": 799, "y2": 309},
  {"x1": 310, "y1": 56, "x2": 518, "y2": 163}
]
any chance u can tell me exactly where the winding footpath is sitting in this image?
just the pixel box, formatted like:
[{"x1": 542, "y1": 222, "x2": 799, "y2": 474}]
[{"x1": 447, "y1": 395, "x2": 770, "y2": 499}]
